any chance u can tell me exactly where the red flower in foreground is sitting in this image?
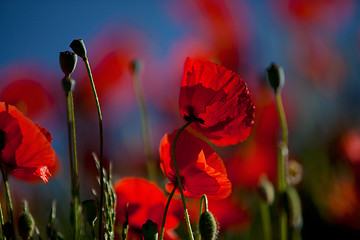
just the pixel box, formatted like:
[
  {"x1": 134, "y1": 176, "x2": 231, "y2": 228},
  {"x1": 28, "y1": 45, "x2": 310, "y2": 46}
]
[
  {"x1": 179, "y1": 57, "x2": 255, "y2": 146},
  {"x1": 115, "y1": 178, "x2": 180, "y2": 240},
  {"x1": 160, "y1": 129, "x2": 231, "y2": 200},
  {"x1": 0, "y1": 102, "x2": 55, "y2": 183}
]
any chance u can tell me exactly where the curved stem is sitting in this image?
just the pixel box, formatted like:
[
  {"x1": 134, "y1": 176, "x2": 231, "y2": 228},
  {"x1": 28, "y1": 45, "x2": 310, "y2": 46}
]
[
  {"x1": 159, "y1": 184, "x2": 177, "y2": 240},
  {"x1": 197, "y1": 194, "x2": 208, "y2": 240},
  {"x1": 172, "y1": 121, "x2": 194, "y2": 240},
  {"x1": 83, "y1": 57, "x2": 104, "y2": 239},
  {"x1": 274, "y1": 90, "x2": 288, "y2": 240}
]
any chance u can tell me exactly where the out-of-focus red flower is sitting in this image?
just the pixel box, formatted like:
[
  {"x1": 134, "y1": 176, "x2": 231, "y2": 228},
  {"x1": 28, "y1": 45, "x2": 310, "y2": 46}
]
[
  {"x1": 179, "y1": 57, "x2": 255, "y2": 146},
  {"x1": 339, "y1": 129, "x2": 360, "y2": 164},
  {"x1": 114, "y1": 177, "x2": 180, "y2": 240},
  {"x1": 270, "y1": 0, "x2": 356, "y2": 31},
  {"x1": 0, "y1": 102, "x2": 55, "y2": 183},
  {"x1": 325, "y1": 177, "x2": 360, "y2": 229},
  {"x1": 159, "y1": 128, "x2": 231, "y2": 200},
  {"x1": 226, "y1": 87, "x2": 279, "y2": 188},
  {"x1": 0, "y1": 64, "x2": 54, "y2": 119}
]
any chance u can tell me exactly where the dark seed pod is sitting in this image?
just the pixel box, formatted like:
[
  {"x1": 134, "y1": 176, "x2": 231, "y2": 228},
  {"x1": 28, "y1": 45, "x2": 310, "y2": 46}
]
[
  {"x1": 70, "y1": 39, "x2": 87, "y2": 60},
  {"x1": 59, "y1": 51, "x2": 77, "y2": 76},
  {"x1": 266, "y1": 62, "x2": 285, "y2": 92},
  {"x1": 199, "y1": 210, "x2": 217, "y2": 240}
]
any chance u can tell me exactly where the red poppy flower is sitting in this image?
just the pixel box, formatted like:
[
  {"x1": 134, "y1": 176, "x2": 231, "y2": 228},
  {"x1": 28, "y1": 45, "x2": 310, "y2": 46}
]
[
  {"x1": 0, "y1": 102, "x2": 55, "y2": 183},
  {"x1": 115, "y1": 177, "x2": 180, "y2": 240},
  {"x1": 179, "y1": 57, "x2": 254, "y2": 146},
  {"x1": 159, "y1": 128, "x2": 231, "y2": 200}
]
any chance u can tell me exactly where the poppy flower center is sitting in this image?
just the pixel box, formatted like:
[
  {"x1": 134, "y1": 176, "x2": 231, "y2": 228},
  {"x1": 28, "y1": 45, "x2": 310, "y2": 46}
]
[{"x1": 184, "y1": 106, "x2": 205, "y2": 124}]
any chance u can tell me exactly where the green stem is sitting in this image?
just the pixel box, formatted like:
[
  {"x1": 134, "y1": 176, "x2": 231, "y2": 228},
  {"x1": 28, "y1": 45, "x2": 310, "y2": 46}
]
[
  {"x1": 260, "y1": 201, "x2": 272, "y2": 240},
  {"x1": 159, "y1": 184, "x2": 177, "y2": 240},
  {"x1": 197, "y1": 194, "x2": 208, "y2": 240},
  {"x1": 66, "y1": 92, "x2": 81, "y2": 240},
  {"x1": 172, "y1": 121, "x2": 194, "y2": 240},
  {"x1": 131, "y1": 65, "x2": 157, "y2": 181},
  {"x1": 274, "y1": 90, "x2": 288, "y2": 240},
  {"x1": 0, "y1": 202, "x2": 4, "y2": 240},
  {"x1": 0, "y1": 167, "x2": 14, "y2": 238},
  {"x1": 83, "y1": 57, "x2": 104, "y2": 239}
]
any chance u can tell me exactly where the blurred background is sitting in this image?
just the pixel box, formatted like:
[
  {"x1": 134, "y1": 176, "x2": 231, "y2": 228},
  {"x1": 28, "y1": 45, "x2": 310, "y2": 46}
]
[{"x1": 1, "y1": 0, "x2": 360, "y2": 239}]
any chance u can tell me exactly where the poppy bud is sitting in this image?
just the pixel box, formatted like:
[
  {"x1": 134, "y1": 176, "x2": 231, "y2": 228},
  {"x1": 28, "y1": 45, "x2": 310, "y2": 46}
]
[
  {"x1": 59, "y1": 51, "x2": 77, "y2": 76},
  {"x1": 258, "y1": 176, "x2": 275, "y2": 205},
  {"x1": 62, "y1": 76, "x2": 76, "y2": 94},
  {"x1": 18, "y1": 201, "x2": 35, "y2": 240},
  {"x1": 82, "y1": 199, "x2": 97, "y2": 226},
  {"x1": 142, "y1": 219, "x2": 158, "y2": 240},
  {"x1": 285, "y1": 186, "x2": 303, "y2": 231},
  {"x1": 70, "y1": 39, "x2": 87, "y2": 60},
  {"x1": 266, "y1": 63, "x2": 284, "y2": 92},
  {"x1": 129, "y1": 59, "x2": 143, "y2": 74},
  {"x1": 199, "y1": 210, "x2": 217, "y2": 240}
]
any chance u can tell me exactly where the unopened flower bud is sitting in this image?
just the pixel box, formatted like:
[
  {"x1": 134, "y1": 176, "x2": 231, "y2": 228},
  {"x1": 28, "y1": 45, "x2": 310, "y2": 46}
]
[
  {"x1": 129, "y1": 59, "x2": 143, "y2": 74},
  {"x1": 266, "y1": 63, "x2": 285, "y2": 92},
  {"x1": 258, "y1": 176, "x2": 275, "y2": 205},
  {"x1": 18, "y1": 201, "x2": 35, "y2": 240},
  {"x1": 199, "y1": 210, "x2": 217, "y2": 240},
  {"x1": 142, "y1": 219, "x2": 158, "y2": 240},
  {"x1": 59, "y1": 51, "x2": 77, "y2": 76},
  {"x1": 70, "y1": 39, "x2": 87, "y2": 59},
  {"x1": 62, "y1": 76, "x2": 76, "y2": 94}
]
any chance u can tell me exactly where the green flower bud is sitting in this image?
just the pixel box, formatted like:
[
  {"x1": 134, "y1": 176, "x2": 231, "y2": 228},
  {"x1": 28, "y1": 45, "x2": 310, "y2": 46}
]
[
  {"x1": 142, "y1": 219, "x2": 158, "y2": 240},
  {"x1": 59, "y1": 51, "x2": 77, "y2": 76},
  {"x1": 70, "y1": 39, "x2": 87, "y2": 59},
  {"x1": 129, "y1": 59, "x2": 143, "y2": 74},
  {"x1": 18, "y1": 201, "x2": 35, "y2": 240},
  {"x1": 258, "y1": 176, "x2": 275, "y2": 205},
  {"x1": 266, "y1": 63, "x2": 285, "y2": 92},
  {"x1": 62, "y1": 76, "x2": 76, "y2": 94},
  {"x1": 199, "y1": 210, "x2": 217, "y2": 240}
]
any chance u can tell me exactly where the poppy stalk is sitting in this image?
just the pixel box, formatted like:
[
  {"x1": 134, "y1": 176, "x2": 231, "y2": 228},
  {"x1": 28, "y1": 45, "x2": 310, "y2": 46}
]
[
  {"x1": 266, "y1": 63, "x2": 289, "y2": 240},
  {"x1": 70, "y1": 39, "x2": 105, "y2": 238},
  {"x1": 170, "y1": 121, "x2": 194, "y2": 240},
  {"x1": 130, "y1": 60, "x2": 157, "y2": 181}
]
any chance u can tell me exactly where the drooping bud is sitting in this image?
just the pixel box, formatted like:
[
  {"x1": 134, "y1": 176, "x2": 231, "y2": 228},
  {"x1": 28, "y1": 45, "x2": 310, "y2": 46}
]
[
  {"x1": 266, "y1": 62, "x2": 285, "y2": 92},
  {"x1": 258, "y1": 176, "x2": 275, "y2": 205},
  {"x1": 199, "y1": 210, "x2": 217, "y2": 240},
  {"x1": 70, "y1": 39, "x2": 87, "y2": 60},
  {"x1": 17, "y1": 201, "x2": 35, "y2": 240},
  {"x1": 285, "y1": 186, "x2": 303, "y2": 231},
  {"x1": 141, "y1": 219, "x2": 158, "y2": 240},
  {"x1": 59, "y1": 51, "x2": 77, "y2": 76},
  {"x1": 62, "y1": 76, "x2": 76, "y2": 94}
]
